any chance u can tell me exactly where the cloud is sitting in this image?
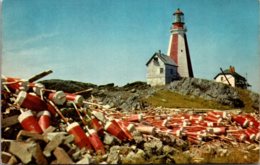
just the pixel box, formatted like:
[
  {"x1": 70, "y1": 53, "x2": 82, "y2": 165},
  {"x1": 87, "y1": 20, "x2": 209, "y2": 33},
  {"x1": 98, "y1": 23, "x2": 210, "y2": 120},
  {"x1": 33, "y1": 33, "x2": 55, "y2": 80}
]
[
  {"x1": 2, "y1": 46, "x2": 54, "y2": 78},
  {"x1": 3, "y1": 32, "x2": 59, "y2": 52}
]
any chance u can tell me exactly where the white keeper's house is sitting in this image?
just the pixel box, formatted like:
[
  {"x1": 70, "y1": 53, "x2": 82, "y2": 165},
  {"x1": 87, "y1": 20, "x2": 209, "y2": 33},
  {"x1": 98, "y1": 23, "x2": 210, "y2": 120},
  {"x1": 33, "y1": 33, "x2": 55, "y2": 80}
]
[{"x1": 214, "y1": 66, "x2": 251, "y2": 89}]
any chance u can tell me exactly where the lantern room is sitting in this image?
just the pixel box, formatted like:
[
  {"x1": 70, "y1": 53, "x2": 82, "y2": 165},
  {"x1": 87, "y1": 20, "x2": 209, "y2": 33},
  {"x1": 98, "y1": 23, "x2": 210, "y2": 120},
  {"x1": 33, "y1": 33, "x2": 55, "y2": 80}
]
[{"x1": 172, "y1": 8, "x2": 185, "y2": 29}]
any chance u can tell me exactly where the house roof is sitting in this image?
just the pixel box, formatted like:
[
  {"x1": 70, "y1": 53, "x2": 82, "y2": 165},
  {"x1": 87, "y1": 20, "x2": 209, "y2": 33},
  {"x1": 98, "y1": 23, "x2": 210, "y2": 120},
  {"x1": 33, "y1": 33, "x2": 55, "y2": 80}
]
[
  {"x1": 146, "y1": 52, "x2": 177, "y2": 66},
  {"x1": 214, "y1": 69, "x2": 246, "y2": 81}
]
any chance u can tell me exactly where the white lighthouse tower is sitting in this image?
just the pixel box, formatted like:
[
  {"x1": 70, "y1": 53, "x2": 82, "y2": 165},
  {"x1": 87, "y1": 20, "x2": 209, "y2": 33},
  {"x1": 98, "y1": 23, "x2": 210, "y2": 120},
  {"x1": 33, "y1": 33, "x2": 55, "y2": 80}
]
[{"x1": 167, "y1": 8, "x2": 193, "y2": 78}]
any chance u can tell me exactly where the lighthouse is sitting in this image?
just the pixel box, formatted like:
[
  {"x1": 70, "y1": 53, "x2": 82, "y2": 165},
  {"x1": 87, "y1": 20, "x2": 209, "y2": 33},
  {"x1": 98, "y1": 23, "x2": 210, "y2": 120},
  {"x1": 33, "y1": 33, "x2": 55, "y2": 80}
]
[{"x1": 167, "y1": 8, "x2": 193, "y2": 78}]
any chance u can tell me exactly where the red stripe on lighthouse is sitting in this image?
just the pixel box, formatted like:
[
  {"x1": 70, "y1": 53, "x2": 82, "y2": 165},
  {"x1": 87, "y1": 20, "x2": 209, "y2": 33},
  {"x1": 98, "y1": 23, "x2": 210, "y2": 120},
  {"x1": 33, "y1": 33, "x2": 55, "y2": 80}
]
[{"x1": 170, "y1": 34, "x2": 178, "y2": 64}]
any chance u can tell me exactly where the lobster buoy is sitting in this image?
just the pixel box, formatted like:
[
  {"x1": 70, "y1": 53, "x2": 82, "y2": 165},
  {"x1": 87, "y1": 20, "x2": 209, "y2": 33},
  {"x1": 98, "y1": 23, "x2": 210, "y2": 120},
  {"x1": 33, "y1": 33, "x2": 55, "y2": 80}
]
[
  {"x1": 37, "y1": 110, "x2": 51, "y2": 131},
  {"x1": 48, "y1": 91, "x2": 66, "y2": 105},
  {"x1": 87, "y1": 129, "x2": 105, "y2": 154},
  {"x1": 15, "y1": 91, "x2": 48, "y2": 112},
  {"x1": 66, "y1": 122, "x2": 92, "y2": 149},
  {"x1": 18, "y1": 110, "x2": 43, "y2": 134}
]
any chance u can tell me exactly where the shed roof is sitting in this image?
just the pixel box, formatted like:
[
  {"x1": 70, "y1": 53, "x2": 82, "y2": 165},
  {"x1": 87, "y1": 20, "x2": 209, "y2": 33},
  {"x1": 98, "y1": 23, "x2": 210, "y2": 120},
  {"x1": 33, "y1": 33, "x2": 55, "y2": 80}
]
[
  {"x1": 214, "y1": 69, "x2": 246, "y2": 81},
  {"x1": 146, "y1": 52, "x2": 177, "y2": 66}
]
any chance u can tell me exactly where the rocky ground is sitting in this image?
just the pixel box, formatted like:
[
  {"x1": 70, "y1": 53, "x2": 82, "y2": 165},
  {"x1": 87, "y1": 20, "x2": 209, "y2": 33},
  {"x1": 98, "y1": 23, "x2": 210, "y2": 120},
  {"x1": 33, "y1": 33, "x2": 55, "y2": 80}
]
[
  {"x1": 1, "y1": 77, "x2": 260, "y2": 164},
  {"x1": 40, "y1": 77, "x2": 259, "y2": 112}
]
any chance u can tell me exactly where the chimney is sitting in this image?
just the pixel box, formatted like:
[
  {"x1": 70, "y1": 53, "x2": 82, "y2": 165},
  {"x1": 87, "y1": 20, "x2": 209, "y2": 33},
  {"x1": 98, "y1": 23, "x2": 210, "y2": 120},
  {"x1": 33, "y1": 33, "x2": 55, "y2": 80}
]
[
  {"x1": 229, "y1": 66, "x2": 235, "y2": 73},
  {"x1": 158, "y1": 50, "x2": 161, "y2": 55}
]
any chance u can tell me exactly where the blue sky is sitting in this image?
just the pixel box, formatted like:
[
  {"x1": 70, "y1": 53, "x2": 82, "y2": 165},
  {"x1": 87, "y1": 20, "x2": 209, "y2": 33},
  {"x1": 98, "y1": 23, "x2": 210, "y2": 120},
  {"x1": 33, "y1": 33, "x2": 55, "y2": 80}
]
[{"x1": 2, "y1": 0, "x2": 259, "y2": 92}]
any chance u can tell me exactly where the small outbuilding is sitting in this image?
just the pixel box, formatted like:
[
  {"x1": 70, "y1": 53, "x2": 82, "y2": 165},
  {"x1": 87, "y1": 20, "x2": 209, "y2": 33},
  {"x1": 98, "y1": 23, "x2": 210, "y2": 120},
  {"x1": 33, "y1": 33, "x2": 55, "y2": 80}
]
[
  {"x1": 214, "y1": 66, "x2": 250, "y2": 89},
  {"x1": 146, "y1": 51, "x2": 179, "y2": 86}
]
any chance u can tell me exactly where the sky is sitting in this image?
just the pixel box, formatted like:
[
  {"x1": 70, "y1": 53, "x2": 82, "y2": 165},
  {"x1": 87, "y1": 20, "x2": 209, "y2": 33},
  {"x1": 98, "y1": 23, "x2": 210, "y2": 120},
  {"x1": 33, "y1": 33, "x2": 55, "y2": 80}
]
[{"x1": 1, "y1": 0, "x2": 259, "y2": 92}]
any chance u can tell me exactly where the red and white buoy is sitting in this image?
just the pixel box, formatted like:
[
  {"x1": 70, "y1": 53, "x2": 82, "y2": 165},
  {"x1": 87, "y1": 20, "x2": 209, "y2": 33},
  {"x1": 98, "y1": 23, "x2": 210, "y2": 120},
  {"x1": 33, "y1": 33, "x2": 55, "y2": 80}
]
[
  {"x1": 244, "y1": 129, "x2": 256, "y2": 141},
  {"x1": 244, "y1": 114, "x2": 260, "y2": 128},
  {"x1": 124, "y1": 114, "x2": 143, "y2": 122},
  {"x1": 2, "y1": 77, "x2": 29, "y2": 92},
  {"x1": 91, "y1": 116, "x2": 104, "y2": 135},
  {"x1": 115, "y1": 119, "x2": 133, "y2": 140},
  {"x1": 189, "y1": 115, "x2": 203, "y2": 121},
  {"x1": 136, "y1": 125, "x2": 155, "y2": 135},
  {"x1": 31, "y1": 83, "x2": 45, "y2": 96},
  {"x1": 204, "y1": 115, "x2": 222, "y2": 124},
  {"x1": 65, "y1": 93, "x2": 84, "y2": 107},
  {"x1": 46, "y1": 102, "x2": 57, "y2": 116},
  {"x1": 18, "y1": 110, "x2": 43, "y2": 134},
  {"x1": 87, "y1": 129, "x2": 105, "y2": 154},
  {"x1": 66, "y1": 122, "x2": 92, "y2": 149},
  {"x1": 37, "y1": 110, "x2": 51, "y2": 131},
  {"x1": 187, "y1": 135, "x2": 202, "y2": 144},
  {"x1": 15, "y1": 91, "x2": 48, "y2": 112},
  {"x1": 104, "y1": 121, "x2": 126, "y2": 141},
  {"x1": 48, "y1": 91, "x2": 66, "y2": 105},
  {"x1": 212, "y1": 111, "x2": 228, "y2": 119},
  {"x1": 232, "y1": 116, "x2": 249, "y2": 128},
  {"x1": 206, "y1": 127, "x2": 226, "y2": 134}
]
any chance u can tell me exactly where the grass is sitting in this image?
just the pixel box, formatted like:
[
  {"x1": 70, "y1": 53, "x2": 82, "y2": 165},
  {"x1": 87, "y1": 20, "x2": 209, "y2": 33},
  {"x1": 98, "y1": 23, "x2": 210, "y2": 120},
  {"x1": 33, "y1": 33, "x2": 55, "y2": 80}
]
[
  {"x1": 236, "y1": 88, "x2": 257, "y2": 113},
  {"x1": 204, "y1": 146, "x2": 259, "y2": 164},
  {"x1": 143, "y1": 89, "x2": 231, "y2": 110}
]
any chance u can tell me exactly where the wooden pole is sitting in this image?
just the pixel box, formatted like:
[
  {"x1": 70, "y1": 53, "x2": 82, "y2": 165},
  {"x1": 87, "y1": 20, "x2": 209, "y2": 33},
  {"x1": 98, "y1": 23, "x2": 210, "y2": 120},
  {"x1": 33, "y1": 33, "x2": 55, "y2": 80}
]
[
  {"x1": 72, "y1": 88, "x2": 93, "y2": 95},
  {"x1": 48, "y1": 100, "x2": 69, "y2": 124},
  {"x1": 72, "y1": 102, "x2": 87, "y2": 126},
  {"x1": 28, "y1": 70, "x2": 53, "y2": 83},
  {"x1": 220, "y1": 67, "x2": 232, "y2": 86}
]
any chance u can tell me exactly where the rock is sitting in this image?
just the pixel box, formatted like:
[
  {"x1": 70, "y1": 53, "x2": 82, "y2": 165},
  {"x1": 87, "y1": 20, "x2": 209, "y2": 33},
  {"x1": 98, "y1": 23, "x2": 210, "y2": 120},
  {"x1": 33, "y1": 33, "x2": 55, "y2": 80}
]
[
  {"x1": 144, "y1": 139, "x2": 163, "y2": 157},
  {"x1": 170, "y1": 151, "x2": 191, "y2": 164},
  {"x1": 1, "y1": 151, "x2": 13, "y2": 164},
  {"x1": 250, "y1": 92, "x2": 259, "y2": 110},
  {"x1": 131, "y1": 88, "x2": 136, "y2": 93},
  {"x1": 76, "y1": 154, "x2": 91, "y2": 164},
  {"x1": 53, "y1": 147, "x2": 74, "y2": 164},
  {"x1": 167, "y1": 78, "x2": 244, "y2": 107},
  {"x1": 103, "y1": 132, "x2": 115, "y2": 145},
  {"x1": 121, "y1": 149, "x2": 146, "y2": 164},
  {"x1": 16, "y1": 130, "x2": 48, "y2": 142},
  {"x1": 42, "y1": 126, "x2": 56, "y2": 134},
  {"x1": 107, "y1": 146, "x2": 121, "y2": 164},
  {"x1": 132, "y1": 130, "x2": 144, "y2": 143},
  {"x1": 1, "y1": 152, "x2": 18, "y2": 165},
  {"x1": 9, "y1": 141, "x2": 35, "y2": 164},
  {"x1": 175, "y1": 138, "x2": 188, "y2": 149},
  {"x1": 29, "y1": 143, "x2": 48, "y2": 165},
  {"x1": 43, "y1": 133, "x2": 64, "y2": 157},
  {"x1": 2, "y1": 115, "x2": 19, "y2": 128},
  {"x1": 45, "y1": 132, "x2": 66, "y2": 141},
  {"x1": 72, "y1": 150, "x2": 81, "y2": 161},
  {"x1": 163, "y1": 145, "x2": 173, "y2": 155},
  {"x1": 92, "y1": 111, "x2": 105, "y2": 123},
  {"x1": 63, "y1": 134, "x2": 75, "y2": 144}
]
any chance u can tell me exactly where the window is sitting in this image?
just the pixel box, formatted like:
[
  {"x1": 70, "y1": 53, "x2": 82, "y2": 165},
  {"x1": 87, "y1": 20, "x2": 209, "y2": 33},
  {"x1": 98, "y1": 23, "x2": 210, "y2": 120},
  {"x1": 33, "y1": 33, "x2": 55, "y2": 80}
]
[
  {"x1": 221, "y1": 77, "x2": 224, "y2": 81},
  {"x1": 153, "y1": 57, "x2": 159, "y2": 65},
  {"x1": 160, "y1": 68, "x2": 164, "y2": 74}
]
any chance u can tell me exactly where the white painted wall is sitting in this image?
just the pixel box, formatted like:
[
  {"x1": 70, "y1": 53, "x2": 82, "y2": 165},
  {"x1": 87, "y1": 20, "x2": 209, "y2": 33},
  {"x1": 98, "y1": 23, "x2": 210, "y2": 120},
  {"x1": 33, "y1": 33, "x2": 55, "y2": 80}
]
[
  {"x1": 167, "y1": 29, "x2": 190, "y2": 78},
  {"x1": 147, "y1": 55, "x2": 165, "y2": 86},
  {"x1": 176, "y1": 32, "x2": 189, "y2": 77},
  {"x1": 146, "y1": 55, "x2": 178, "y2": 86},
  {"x1": 215, "y1": 75, "x2": 235, "y2": 87}
]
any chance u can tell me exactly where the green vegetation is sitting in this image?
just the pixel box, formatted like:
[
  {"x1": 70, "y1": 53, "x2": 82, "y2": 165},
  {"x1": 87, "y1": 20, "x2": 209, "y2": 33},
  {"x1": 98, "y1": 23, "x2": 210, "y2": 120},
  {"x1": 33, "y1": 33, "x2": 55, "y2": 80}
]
[
  {"x1": 236, "y1": 88, "x2": 257, "y2": 112},
  {"x1": 144, "y1": 89, "x2": 231, "y2": 110}
]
